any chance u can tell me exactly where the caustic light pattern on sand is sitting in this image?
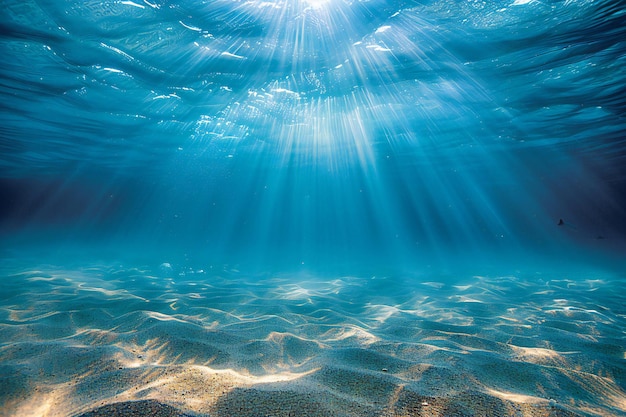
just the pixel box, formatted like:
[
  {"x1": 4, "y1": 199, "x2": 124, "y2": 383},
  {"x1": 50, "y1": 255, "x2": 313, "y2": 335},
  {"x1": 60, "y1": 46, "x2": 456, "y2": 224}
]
[{"x1": 1, "y1": 265, "x2": 626, "y2": 416}]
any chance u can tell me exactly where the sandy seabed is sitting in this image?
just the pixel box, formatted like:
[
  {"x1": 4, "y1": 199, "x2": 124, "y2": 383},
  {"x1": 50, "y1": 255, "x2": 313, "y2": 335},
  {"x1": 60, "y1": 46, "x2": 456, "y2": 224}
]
[{"x1": 1, "y1": 261, "x2": 625, "y2": 417}]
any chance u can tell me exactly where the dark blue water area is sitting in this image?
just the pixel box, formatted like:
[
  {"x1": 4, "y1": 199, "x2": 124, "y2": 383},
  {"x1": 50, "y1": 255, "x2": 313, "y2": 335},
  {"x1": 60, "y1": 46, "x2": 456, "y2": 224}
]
[{"x1": 1, "y1": 0, "x2": 625, "y2": 275}]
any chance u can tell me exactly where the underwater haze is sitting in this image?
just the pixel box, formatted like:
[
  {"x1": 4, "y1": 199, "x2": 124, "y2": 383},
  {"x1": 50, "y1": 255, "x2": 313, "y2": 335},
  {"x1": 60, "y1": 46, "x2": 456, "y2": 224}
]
[
  {"x1": 1, "y1": 0, "x2": 626, "y2": 416},
  {"x1": 1, "y1": 0, "x2": 625, "y2": 271}
]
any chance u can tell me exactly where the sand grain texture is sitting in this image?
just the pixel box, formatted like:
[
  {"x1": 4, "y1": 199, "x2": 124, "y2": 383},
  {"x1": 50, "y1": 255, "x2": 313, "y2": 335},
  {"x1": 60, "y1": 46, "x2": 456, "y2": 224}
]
[{"x1": 1, "y1": 265, "x2": 625, "y2": 417}]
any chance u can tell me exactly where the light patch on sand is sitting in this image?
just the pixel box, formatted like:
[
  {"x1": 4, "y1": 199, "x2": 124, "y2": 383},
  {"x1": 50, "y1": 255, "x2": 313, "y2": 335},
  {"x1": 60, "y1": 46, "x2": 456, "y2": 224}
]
[
  {"x1": 236, "y1": 367, "x2": 319, "y2": 384},
  {"x1": 74, "y1": 328, "x2": 118, "y2": 344},
  {"x1": 497, "y1": 314, "x2": 526, "y2": 324},
  {"x1": 266, "y1": 331, "x2": 325, "y2": 347},
  {"x1": 121, "y1": 358, "x2": 144, "y2": 368},
  {"x1": 189, "y1": 366, "x2": 315, "y2": 389},
  {"x1": 319, "y1": 325, "x2": 380, "y2": 344},
  {"x1": 272, "y1": 279, "x2": 348, "y2": 302},
  {"x1": 10, "y1": 384, "x2": 76, "y2": 417},
  {"x1": 280, "y1": 286, "x2": 315, "y2": 301},
  {"x1": 578, "y1": 403, "x2": 626, "y2": 417},
  {"x1": 498, "y1": 321, "x2": 533, "y2": 330},
  {"x1": 77, "y1": 284, "x2": 147, "y2": 301},
  {"x1": 609, "y1": 393, "x2": 626, "y2": 413},
  {"x1": 365, "y1": 304, "x2": 425, "y2": 324},
  {"x1": 12, "y1": 395, "x2": 56, "y2": 417},
  {"x1": 510, "y1": 345, "x2": 578, "y2": 361},
  {"x1": 225, "y1": 312, "x2": 296, "y2": 326},
  {"x1": 418, "y1": 339, "x2": 471, "y2": 355},
  {"x1": 365, "y1": 304, "x2": 400, "y2": 323},
  {"x1": 8, "y1": 309, "x2": 55, "y2": 322},
  {"x1": 485, "y1": 388, "x2": 546, "y2": 404},
  {"x1": 109, "y1": 365, "x2": 319, "y2": 415},
  {"x1": 145, "y1": 311, "x2": 189, "y2": 322}
]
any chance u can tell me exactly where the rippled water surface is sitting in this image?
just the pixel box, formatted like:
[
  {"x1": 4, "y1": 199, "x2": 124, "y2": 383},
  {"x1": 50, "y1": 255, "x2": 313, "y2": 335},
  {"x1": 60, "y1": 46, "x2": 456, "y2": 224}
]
[
  {"x1": 1, "y1": 0, "x2": 625, "y2": 416},
  {"x1": 2, "y1": 0, "x2": 625, "y2": 268}
]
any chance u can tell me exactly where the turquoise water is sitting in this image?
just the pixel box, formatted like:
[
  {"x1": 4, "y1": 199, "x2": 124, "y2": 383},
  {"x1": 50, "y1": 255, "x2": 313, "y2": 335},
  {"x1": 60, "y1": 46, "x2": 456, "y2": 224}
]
[
  {"x1": 1, "y1": 1, "x2": 626, "y2": 416},
  {"x1": 2, "y1": 0, "x2": 624, "y2": 272}
]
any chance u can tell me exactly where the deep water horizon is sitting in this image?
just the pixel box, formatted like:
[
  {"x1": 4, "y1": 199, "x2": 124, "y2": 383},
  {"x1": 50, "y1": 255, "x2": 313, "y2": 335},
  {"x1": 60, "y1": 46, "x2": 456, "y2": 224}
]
[{"x1": 1, "y1": 0, "x2": 626, "y2": 416}]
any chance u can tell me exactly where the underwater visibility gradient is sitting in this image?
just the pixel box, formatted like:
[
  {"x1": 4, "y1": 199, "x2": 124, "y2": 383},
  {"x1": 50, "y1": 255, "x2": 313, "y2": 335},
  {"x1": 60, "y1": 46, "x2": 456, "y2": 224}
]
[{"x1": 1, "y1": 0, "x2": 625, "y2": 416}]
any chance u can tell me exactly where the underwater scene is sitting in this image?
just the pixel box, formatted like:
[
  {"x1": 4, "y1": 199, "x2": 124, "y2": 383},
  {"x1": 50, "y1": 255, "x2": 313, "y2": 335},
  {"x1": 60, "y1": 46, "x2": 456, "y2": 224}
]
[{"x1": 1, "y1": 0, "x2": 625, "y2": 416}]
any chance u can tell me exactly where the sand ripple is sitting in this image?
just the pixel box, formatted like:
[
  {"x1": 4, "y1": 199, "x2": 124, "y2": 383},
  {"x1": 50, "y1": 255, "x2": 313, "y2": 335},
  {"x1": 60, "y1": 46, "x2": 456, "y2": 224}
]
[{"x1": 1, "y1": 264, "x2": 625, "y2": 416}]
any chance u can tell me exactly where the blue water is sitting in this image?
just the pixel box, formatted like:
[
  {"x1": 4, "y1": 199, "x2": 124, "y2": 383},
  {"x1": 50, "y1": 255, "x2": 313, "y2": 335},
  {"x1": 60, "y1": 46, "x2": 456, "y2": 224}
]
[
  {"x1": 2, "y1": 0, "x2": 624, "y2": 273},
  {"x1": 1, "y1": 1, "x2": 626, "y2": 415}
]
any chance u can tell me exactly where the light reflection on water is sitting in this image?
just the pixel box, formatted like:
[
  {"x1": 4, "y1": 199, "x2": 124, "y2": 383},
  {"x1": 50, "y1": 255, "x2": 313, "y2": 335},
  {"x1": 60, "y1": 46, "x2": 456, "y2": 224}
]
[{"x1": 1, "y1": 0, "x2": 625, "y2": 270}]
